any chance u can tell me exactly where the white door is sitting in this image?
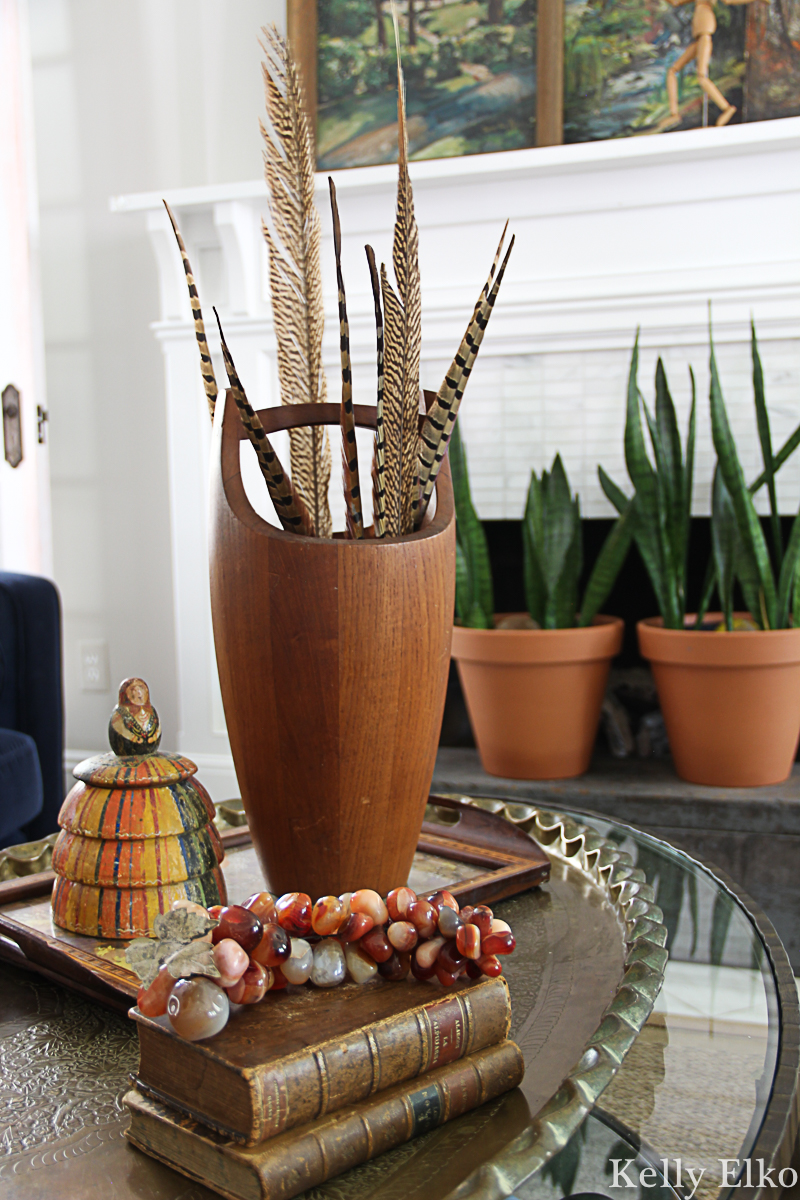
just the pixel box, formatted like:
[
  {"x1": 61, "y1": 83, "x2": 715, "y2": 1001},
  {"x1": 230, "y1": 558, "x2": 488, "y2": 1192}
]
[{"x1": 0, "y1": 0, "x2": 52, "y2": 575}]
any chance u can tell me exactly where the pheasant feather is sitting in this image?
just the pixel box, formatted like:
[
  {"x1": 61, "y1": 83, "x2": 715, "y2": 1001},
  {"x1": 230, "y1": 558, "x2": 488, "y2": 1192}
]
[
  {"x1": 214, "y1": 310, "x2": 315, "y2": 538},
  {"x1": 366, "y1": 245, "x2": 386, "y2": 538},
  {"x1": 328, "y1": 179, "x2": 363, "y2": 539},
  {"x1": 380, "y1": 12, "x2": 422, "y2": 535},
  {"x1": 260, "y1": 25, "x2": 332, "y2": 538},
  {"x1": 416, "y1": 235, "x2": 515, "y2": 527},
  {"x1": 163, "y1": 200, "x2": 218, "y2": 422}
]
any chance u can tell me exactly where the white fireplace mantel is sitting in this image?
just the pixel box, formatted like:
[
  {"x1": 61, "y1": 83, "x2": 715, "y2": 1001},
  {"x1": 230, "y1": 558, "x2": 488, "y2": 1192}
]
[{"x1": 114, "y1": 118, "x2": 800, "y2": 796}]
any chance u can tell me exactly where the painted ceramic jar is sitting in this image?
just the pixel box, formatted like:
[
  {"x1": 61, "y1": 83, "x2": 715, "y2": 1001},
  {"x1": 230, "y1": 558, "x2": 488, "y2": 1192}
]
[{"x1": 51, "y1": 679, "x2": 227, "y2": 938}]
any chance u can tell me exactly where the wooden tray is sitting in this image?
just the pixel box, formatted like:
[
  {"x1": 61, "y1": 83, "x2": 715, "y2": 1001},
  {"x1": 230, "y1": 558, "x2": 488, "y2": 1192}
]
[{"x1": 0, "y1": 796, "x2": 549, "y2": 1011}]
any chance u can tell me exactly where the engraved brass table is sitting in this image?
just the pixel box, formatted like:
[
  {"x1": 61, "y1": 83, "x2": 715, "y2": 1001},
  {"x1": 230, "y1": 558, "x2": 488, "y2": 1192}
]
[{"x1": 0, "y1": 806, "x2": 796, "y2": 1200}]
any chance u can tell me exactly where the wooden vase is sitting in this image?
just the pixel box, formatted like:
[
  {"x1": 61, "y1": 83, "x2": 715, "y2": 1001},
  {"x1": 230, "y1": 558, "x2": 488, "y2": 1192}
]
[{"x1": 209, "y1": 392, "x2": 455, "y2": 898}]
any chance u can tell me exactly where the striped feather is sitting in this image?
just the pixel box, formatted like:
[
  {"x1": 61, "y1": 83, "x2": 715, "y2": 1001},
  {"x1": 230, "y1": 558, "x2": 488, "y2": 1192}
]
[
  {"x1": 328, "y1": 179, "x2": 363, "y2": 538},
  {"x1": 163, "y1": 200, "x2": 218, "y2": 422},
  {"x1": 213, "y1": 310, "x2": 315, "y2": 537},
  {"x1": 260, "y1": 26, "x2": 332, "y2": 538},
  {"x1": 416, "y1": 235, "x2": 515, "y2": 527},
  {"x1": 380, "y1": 266, "x2": 407, "y2": 537},
  {"x1": 366, "y1": 245, "x2": 386, "y2": 538},
  {"x1": 381, "y1": 13, "x2": 421, "y2": 534}
]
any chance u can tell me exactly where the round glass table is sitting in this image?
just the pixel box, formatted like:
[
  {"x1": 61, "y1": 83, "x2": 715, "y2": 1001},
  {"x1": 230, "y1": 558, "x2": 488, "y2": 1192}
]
[{"x1": 0, "y1": 805, "x2": 796, "y2": 1200}]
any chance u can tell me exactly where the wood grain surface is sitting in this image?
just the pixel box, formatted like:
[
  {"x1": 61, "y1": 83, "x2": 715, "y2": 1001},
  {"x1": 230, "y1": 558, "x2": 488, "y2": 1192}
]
[{"x1": 209, "y1": 393, "x2": 456, "y2": 897}]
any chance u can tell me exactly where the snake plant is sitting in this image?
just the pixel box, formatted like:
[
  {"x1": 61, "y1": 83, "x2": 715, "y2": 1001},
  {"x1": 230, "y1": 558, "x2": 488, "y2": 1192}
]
[
  {"x1": 707, "y1": 322, "x2": 800, "y2": 630},
  {"x1": 451, "y1": 422, "x2": 632, "y2": 629},
  {"x1": 599, "y1": 335, "x2": 696, "y2": 630}
]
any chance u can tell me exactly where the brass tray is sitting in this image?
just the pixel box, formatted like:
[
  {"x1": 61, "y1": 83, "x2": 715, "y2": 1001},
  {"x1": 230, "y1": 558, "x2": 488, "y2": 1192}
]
[
  {"x1": 0, "y1": 798, "x2": 550, "y2": 1009},
  {"x1": 0, "y1": 800, "x2": 667, "y2": 1200}
]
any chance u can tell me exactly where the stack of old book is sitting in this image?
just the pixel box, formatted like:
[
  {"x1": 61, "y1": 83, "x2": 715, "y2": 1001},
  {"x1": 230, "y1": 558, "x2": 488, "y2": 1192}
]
[{"x1": 124, "y1": 974, "x2": 524, "y2": 1200}]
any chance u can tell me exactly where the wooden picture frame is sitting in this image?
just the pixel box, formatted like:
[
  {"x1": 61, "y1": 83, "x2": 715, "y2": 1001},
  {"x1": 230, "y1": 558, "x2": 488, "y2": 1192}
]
[{"x1": 287, "y1": 0, "x2": 564, "y2": 155}]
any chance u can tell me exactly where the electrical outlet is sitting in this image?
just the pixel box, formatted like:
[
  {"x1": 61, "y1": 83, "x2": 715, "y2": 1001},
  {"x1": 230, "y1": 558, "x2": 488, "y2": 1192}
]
[{"x1": 79, "y1": 640, "x2": 109, "y2": 692}]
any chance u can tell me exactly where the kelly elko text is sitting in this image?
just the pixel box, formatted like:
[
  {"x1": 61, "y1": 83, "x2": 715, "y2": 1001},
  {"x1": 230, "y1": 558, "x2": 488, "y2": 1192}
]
[{"x1": 610, "y1": 1159, "x2": 798, "y2": 1195}]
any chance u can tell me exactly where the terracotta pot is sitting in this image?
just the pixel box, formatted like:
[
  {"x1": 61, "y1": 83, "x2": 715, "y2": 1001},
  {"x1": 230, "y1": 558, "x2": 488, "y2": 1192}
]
[
  {"x1": 451, "y1": 615, "x2": 623, "y2": 780},
  {"x1": 209, "y1": 392, "x2": 455, "y2": 897},
  {"x1": 638, "y1": 614, "x2": 800, "y2": 787}
]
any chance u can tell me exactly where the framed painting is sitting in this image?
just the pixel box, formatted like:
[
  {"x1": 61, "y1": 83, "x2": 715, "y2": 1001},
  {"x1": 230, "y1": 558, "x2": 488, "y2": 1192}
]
[
  {"x1": 288, "y1": 0, "x2": 565, "y2": 164},
  {"x1": 744, "y1": 0, "x2": 800, "y2": 120}
]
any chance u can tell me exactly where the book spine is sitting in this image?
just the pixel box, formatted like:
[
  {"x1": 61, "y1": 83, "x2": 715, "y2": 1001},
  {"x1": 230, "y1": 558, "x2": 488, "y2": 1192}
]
[
  {"x1": 251, "y1": 977, "x2": 511, "y2": 1141},
  {"x1": 256, "y1": 1040, "x2": 524, "y2": 1199}
]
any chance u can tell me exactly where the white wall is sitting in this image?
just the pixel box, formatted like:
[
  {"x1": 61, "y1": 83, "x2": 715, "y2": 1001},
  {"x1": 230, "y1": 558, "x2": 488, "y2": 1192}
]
[{"x1": 27, "y1": 0, "x2": 285, "y2": 765}]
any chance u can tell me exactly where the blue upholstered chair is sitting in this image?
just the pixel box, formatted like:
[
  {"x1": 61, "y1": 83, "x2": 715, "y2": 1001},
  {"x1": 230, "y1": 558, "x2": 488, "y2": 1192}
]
[{"x1": 0, "y1": 573, "x2": 64, "y2": 849}]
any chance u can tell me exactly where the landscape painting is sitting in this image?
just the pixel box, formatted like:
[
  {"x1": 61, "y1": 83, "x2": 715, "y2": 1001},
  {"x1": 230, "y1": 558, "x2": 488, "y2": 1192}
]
[
  {"x1": 316, "y1": 0, "x2": 537, "y2": 169},
  {"x1": 744, "y1": 0, "x2": 800, "y2": 120},
  {"x1": 563, "y1": 0, "x2": 747, "y2": 141}
]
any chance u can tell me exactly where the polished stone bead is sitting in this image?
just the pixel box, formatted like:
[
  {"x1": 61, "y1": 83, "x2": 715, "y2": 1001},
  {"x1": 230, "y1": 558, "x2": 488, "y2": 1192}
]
[
  {"x1": 312, "y1": 895, "x2": 346, "y2": 936},
  {"x1": 428, "y1": 890, "x2": 459, "y2": 916},
  {"x1": 482, "y1": 931, "x2": 516, "y2": 956},
  {"x1": 490, "y1": 918, "x2": 511, "y2": 934},
  {"x1": 465, "y1": 960, "x2": 483, "y2": 980},
  {"x1": 387, "y1": 920, "x2": 418, "y2": 953},
  {"x1": 478, "y1": 953, "x2": 502, "y2": 977},
  {"x1": 270, "y1": 966, "x2": 288, "y2": 990},
  {"x1": 338, "y1": 893, "x2": 353, "y2": 920},
  {"x1": 338, "y1": 912, "x2": 374, "y2": 942},
  {"x1": 344, "y1": 942, "x2": 379, "y2": 984},
  {"x1": 350, "y1": 889, "x2": 389, "y2": 926},
  {"x1": 167, "y1": 977, "x2": 229, "y2": 1040},
  {"x1": 434, "y1": 960, "x2": 460, "y2": 987},
  {"x1": 275, "y1": 893, "x2": 313, "y2": 937},
  {"x1": 438, "y1": 940, "x2": 467, "y2": 976},
  {"x1": 243, "y1": 891, "x2": 278, "y2": 925},
  {"x1": 459, "y1": 905, "x2": 475, "y2": 924},
  {"x1": 360, "y1": 926, "x2": 393, "y2": 963},
  {"x1": 137, "y1": 965, "x2": 175, "y2": 1017},
  {"x1": 212, "y1": 906, "x2": 263, "y2": 953},
  {"x1": 378, "y1": 950, "x2": 410, "y2": 981},
  {"x1": 437, "y1": 906, "x2": 463, "y2": 939},
  {"x1": 470, "y1": 905, "x2": 494, "y2": 938},
  {"x1": 386, "y1": 887, "x2": 416, "y2": 921},
  {"x1": 208, "y1": 905, "x2": 223, "y2": 920},
  {"x1": 411, "y1": 951, "x2": 437, "y2": 981},
  {"x1": 228, "y1": 960, "x2": 271, "y2": 1004},
  {"x1": 251, "y1": 922, "x2": 290, "y2": 968},
  {"x1": 282, "y1": 937, "x2": 314, "y2": 984},
  {"x1": 213, "y1": 937, "x2": 250, "y2": 987},
  {"x1": 311, "y1": 938, "x2": 347, "y2": 987},
  {"x1": 456, "y1": 924, "x2": 482, "y2": 960},
  {"x1": 414, "y1": 935, "x2": 445, "y2": 970},
  {"x1": 408, "y1": 899, "x2": 438, "y2": 938}
]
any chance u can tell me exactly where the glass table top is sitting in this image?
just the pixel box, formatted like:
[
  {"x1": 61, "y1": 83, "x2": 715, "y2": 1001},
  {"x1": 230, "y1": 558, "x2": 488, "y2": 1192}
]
[
  {"x1": 505, "y1": 807, "x2": 791, "y2": 1200},
  {"x1": 0, "y1": 802, "x2": 795, "y2": 1200}
]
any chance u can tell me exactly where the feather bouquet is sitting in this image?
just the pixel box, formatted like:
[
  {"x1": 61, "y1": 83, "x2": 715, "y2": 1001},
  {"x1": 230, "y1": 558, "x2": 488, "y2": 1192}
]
[{"x1": 165, "y1": 21, "x2": 512, "y2": 540}]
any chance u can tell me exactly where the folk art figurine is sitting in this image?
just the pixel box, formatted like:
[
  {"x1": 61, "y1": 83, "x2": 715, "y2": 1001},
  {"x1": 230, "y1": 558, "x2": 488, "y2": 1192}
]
[
  {"x1": 51, "y1": 679, "x2": 226, "y2": 939},
  {"x1": 661, "y1": 0, "x2": 768, "y2": 128},
  {"x1": 109, "y1": 677, "x2": 161, "y2": 756}
]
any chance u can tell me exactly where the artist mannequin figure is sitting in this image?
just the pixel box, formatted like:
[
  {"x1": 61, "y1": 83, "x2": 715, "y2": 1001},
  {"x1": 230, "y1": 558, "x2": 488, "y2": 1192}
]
[
  {"x1": 661, "y1": 0, "x2": 766, "y2": 128},
  {"x1": 108, "y1": 677, "x2": 162, "y2": 756}
]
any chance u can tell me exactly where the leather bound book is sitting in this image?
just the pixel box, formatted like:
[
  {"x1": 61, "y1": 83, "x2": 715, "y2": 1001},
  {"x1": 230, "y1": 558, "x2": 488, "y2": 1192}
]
[
  {"x1": 132, "y1": 975, "x2": 511, "y2": 1145},
  {"x1": 125, "y1": 1039, "x2": 525, "y2": 1200}
]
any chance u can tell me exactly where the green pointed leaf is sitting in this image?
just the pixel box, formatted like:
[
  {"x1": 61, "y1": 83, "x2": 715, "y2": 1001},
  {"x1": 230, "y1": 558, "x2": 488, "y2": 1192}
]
[
  {"x1": 711, "y1": 465, "x2": 737, "y2": 630},
  {"x1": 751, "y1": 320, "x2": 782, "y2": 568},
  {"x1": 751, "y1": 423, "x2": 800, "y2": 495},
  {"x1": 598, "y1": 466, "x2": 629, "y2": 514},
  {"x1": 455, "y1": 539, "x2": 469, "y2": 623},
  {"x1": 449, "y1": 423, "x2": 493, "y2": 626},
  {"x1": 694, "y1": 559, "x2": 715, "y2": 628},
  {"x1": 777, "y1": 507, "x2": 800, "y2": 628},
  {"x1": 709, "y1": 336, "x2": 777, "y2": 628},
  {"x1": 541, "y1": 455, "x2": 576, "y2": 599},
  {"x1": 579, "y1": 500, "x2": 634, "y2": 627},
  {"x1": 522, "y1": 472, "x2": 546, "y2": 626},
  {"x1": 683, "y1": 367, "x2": 697, "y2": 590},
  {"x1": 547, "y1": 495, "x2": 581, "y2": 628}
]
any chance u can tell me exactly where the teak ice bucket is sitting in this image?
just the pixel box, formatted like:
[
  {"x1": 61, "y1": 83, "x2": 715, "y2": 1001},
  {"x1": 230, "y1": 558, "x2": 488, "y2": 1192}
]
[{"x1": 209, "y1": 391, "x2": 456, "y2": 898}]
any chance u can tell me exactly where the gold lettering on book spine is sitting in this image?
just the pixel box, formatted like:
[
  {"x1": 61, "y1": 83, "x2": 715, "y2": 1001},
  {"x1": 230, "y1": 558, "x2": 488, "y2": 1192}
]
[
  {"x1": 366, "y1": 1027, "x2": 381, "y2": 1095},
  {"x1": 260, "y1": 1073, "x2": 289, "y2": 1137},
  {"x1": 422, "y1": 994, "x2": 471, "y2": 1071}
]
